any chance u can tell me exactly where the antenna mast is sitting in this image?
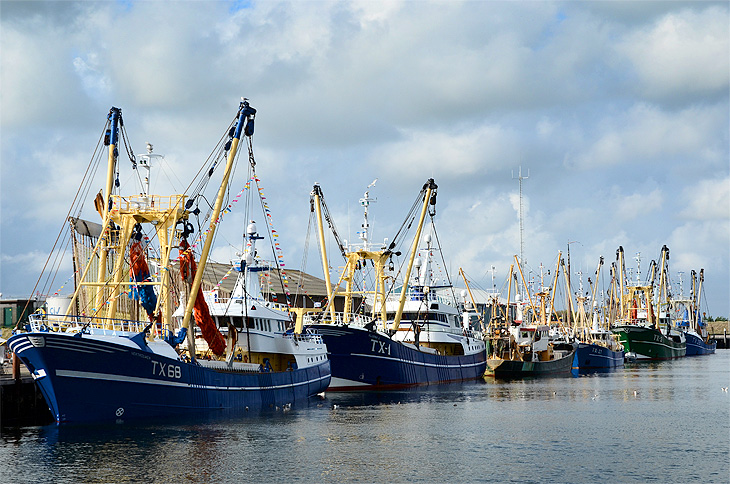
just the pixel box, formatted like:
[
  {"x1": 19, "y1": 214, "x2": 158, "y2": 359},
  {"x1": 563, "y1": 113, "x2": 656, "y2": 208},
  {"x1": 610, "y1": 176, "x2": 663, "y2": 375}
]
[
  {"x1": 358, "y1": 179, "x2": 378, "y2": 251},
  {"x1": 513, "y1": 166, "x2": 529, "y2": 296}
]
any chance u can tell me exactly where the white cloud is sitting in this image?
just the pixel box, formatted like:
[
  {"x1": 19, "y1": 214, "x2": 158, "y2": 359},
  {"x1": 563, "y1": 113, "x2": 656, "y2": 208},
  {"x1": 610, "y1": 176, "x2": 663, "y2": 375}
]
[
  {"x1": 617, "y1": 6, "x2": 729, "y2": 100},
  {"x1": 0, "y1": 18, "x2": 90, "y2": 127},
  {"x1": 370, "y1": 123, "x2": 519, "y2": 184},
  {"x1": 679, "y1": 176, "x2": 730, "y2": 221},
  {"x1": 612, "y1": 186, "x2": 664, "y2": 221},
  {"x1": 73, "y1": 53, "x2": 111, "y2": 101},
  {"x1": 1, "y1": 249, "x2": 72, "y2": 277},
  {"x1": 1, "y1": 1, "x2": 728, "y2": 314},
  {"x1": 567, "y1": 103, "x2": 726, "y2": 169},
  {"x1": 669, "y1": 219, "x2": 730, "y2": 281}
]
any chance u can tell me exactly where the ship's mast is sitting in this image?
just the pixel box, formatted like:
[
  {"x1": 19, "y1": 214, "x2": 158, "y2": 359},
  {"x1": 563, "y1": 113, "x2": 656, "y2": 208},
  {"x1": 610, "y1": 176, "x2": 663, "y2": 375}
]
[
  {"x1": 358, "y1": 179, "x2": 378, "y2": 252},
  {"x1": 311, "y1": 184, "x2": 336, "y2": 327},
  {"x1": 392, "y1": 179, "x2": 437, "y2": 331},
  {"x1": 653, "y1": 245, "x2": 671, "y2": 334},
  {"x1": 181, "y1": 100, "x2": 256, "y2": 335},
  {"x1": 590, "y1": 256, "x2": 604, "y2": 330},
  {"x1": 459, "y1": 268, "x2": 483, "y2": 332},
  {"x1": 137, "y1": 142, "x2": 164, "y2": 201},
  {"x1": 696, "y1": 269, "x2": 704, "y2": 335},
  {"x1": 94, "y1": 107, "x2": 121, "y2": 314},
  {"x1": 616, "y1": 246, "x2": 626, "y2": 318}
]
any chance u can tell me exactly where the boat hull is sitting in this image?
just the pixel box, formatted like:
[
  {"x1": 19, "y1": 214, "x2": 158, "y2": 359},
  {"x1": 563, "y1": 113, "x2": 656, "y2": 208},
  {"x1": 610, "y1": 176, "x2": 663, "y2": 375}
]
[
  {"x1": 308, "y1": 324, "x2": 487, "y2": 390},
  {"x1": 683, "y1": 332, "x2": 717, "y2": 356},
  {"x1": 8, "y1": 331, "x2": 330, "y2": 423},
  {"x1": 485, "y1": 348, "x2": 576, "y2": 379},
  {"x1": 574, "y1": 343, "x2": 624, "y2": 370},
  {"x1": 612, "y1": 326, "x2": 686, "y2": 360}
]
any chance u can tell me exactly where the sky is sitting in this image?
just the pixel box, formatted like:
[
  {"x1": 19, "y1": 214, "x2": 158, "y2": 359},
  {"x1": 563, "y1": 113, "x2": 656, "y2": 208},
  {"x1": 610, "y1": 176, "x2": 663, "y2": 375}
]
[{"x1": 1, "y1": 0, "x2": 728, "y2": 317}]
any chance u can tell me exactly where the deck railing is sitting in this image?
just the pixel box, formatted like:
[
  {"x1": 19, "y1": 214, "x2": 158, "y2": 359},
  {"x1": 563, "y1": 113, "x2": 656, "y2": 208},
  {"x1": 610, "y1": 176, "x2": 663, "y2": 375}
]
[
  {"x1": 283, "y1": 332, "x2": 324, "y2": 345},
  {"x1": 301, "y1": 312, "x2": 376, "y2": 328},
  {"x1": 27, "y1": 313, "x2": 168, "y2": 337}
]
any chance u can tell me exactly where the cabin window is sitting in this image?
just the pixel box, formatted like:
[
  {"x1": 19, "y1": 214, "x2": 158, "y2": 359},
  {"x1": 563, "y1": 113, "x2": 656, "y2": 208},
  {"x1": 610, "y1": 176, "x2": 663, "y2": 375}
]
[
  {"x1": 232, "y1": 316, "x2": 243, "y2": 329},
  {"x1": 246, "y1": 317, "x2": 254, "y2": 329}
]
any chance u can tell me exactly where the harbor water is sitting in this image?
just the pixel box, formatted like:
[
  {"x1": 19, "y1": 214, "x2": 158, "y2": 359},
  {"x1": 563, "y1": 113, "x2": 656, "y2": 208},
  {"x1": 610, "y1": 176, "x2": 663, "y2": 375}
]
[{"x1": 1, "y1": 351, "x2": 728, "y2": 483}]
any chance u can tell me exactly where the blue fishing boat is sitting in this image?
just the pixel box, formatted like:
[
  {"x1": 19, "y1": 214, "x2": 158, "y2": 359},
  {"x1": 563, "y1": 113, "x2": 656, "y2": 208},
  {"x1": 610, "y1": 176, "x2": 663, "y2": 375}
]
[
  {"x1": 575, "y1": 340, "x2": 624, "y2": 370},
  {"x1": 673, "y1": 269, "x2": 716, "y2": 356},
  {"x1": 572, "y1": 257, "x2": 624, "y2": 371},
  {"x1": 301, "y1": 180, "x2": 486, "y2": 390},
  {"x1": 684, "y1": 331, "x2": 717, "y2": 355},
  {"x1": 8, "y1": 101, "x2": 330, "y2": 423}
]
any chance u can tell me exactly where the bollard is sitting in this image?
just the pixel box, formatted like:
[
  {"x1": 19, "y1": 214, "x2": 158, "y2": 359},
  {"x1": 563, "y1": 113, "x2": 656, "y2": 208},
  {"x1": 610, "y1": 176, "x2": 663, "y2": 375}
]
[{"x1": 12, "y1": 352, "x2": 20, "y2": 381}]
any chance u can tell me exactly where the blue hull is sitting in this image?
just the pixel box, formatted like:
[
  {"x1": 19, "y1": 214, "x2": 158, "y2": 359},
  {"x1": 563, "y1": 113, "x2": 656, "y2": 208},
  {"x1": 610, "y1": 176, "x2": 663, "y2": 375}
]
[
  {"x1": 574, "y1": 343, "x2": 624, "y2": 370},
  {"x1": 8, "y1": 332, "x2": 330, "y2": 423},
  {"x1": 308, "y1": 324, "x2": 487, "y2": 389},
  {"x1": 684, "y1": 332, "x2": 717, "y2": 356}
]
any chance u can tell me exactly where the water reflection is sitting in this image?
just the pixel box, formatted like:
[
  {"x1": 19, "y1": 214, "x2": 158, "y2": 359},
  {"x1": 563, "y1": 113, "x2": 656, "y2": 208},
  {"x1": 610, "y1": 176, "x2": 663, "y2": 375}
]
[{"x1": 0, "y1": 353, "x2": 727, "y2": 484}]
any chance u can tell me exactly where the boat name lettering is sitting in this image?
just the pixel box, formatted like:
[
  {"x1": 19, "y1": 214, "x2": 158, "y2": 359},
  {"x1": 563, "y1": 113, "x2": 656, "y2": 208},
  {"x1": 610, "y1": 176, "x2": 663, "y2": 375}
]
[
  {"x1": 653, "y1": 334, "x2": 663, "y2": 343},
  {"x1": 132, "y1": 351, "x2": 151, "y2": 360},
  {"x1": 152, "y1": 361, "x2": 182, "y2": 379},
  {"x1": 371, "y1": 339, "x2": 391, "y2": 356}
]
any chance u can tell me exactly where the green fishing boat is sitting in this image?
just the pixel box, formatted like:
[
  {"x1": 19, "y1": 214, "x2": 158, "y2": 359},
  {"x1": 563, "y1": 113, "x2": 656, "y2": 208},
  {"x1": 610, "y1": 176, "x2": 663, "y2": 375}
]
[
  {"x1": 612, "y1": 324, "x2": 685, "y2": 360},
  {"x1": 609, "y1": 246, "x2": 686, "y2": 360}
]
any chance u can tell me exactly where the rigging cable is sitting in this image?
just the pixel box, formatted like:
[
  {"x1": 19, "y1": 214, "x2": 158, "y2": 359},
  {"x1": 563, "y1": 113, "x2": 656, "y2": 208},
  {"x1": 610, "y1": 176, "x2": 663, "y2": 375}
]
[{"x1": 21, "y1": 124, "x2": 109, "y2": 323}]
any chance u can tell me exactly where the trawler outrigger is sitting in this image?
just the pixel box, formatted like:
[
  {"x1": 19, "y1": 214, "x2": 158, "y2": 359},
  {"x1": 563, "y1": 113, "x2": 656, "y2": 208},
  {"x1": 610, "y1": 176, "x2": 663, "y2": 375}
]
[{"x1": 8, "y1": 101, "x2": 330, "y2": 423}]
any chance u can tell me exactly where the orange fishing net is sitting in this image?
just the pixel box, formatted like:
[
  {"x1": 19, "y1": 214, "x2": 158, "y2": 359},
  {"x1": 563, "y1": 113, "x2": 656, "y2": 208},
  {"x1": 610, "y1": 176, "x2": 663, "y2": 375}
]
[{"x1": 178, "y1": 239, "x2": 226, "y2": 356}]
